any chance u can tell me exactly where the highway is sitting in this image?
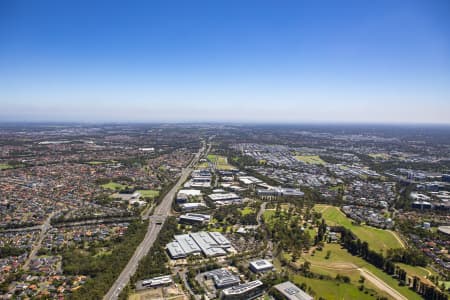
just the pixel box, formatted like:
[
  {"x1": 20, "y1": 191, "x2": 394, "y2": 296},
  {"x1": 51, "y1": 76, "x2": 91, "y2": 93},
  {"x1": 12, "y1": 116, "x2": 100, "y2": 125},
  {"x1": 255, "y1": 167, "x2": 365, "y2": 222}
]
[{"x1": 104, "y1": 142, "x2": 207, "y2": 300}]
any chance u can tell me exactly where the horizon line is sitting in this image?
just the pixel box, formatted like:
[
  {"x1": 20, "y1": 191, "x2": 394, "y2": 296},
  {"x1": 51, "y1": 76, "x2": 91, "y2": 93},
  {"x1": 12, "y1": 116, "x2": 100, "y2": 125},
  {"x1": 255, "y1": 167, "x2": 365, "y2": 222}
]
[{"x1": 1, "y1": 120, "x2": 450, "y2": 127}]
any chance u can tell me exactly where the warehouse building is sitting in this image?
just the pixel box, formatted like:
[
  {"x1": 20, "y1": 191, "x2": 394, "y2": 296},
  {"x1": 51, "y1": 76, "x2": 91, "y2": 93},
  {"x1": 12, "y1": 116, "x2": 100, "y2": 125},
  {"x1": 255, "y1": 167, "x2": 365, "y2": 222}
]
[
  {"x1": 208, "y1": 192, "x2": 241, "y2": 205},
  {"x1": 190, "y1": 231, "x2": 228, "y2": 257},
  {"x1": 166, "y1": 231, "x2": 232, "y2": 259},
  {"x1": 179, "y1": 202, "x2": 207, "y2": 211},
  {"x1": 166, "y1": 234, "x2": 202, "y2": 258}
]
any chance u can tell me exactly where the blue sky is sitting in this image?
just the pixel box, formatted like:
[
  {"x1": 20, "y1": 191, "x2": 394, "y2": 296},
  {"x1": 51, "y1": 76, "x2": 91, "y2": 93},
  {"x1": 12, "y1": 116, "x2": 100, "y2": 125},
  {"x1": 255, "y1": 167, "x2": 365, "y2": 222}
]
[{"x1": 1, "y1": 0, "x2": 449, "y2": 123}]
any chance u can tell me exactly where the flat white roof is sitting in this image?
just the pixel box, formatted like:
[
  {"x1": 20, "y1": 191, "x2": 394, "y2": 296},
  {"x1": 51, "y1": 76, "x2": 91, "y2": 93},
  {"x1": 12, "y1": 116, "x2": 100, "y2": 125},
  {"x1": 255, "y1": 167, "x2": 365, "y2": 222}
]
[
  {"x1": 250, "y1": 259, "x2": 273, "y2": 270},
  {"x1": 178, "y1": 189, "x2": 202, "y2": 196},
  {"x1": 174, "y1": 234, "x2": 202, "y2": 254},
  {"x1": 274, "y1": 281, "x2": 313, "y2": 300},
  {"x1": 222, "y1": 280, "x2": 263, "y2": 295},
  {"x1": 208, "y1": 193, "x2": 240, "y2": 201}
]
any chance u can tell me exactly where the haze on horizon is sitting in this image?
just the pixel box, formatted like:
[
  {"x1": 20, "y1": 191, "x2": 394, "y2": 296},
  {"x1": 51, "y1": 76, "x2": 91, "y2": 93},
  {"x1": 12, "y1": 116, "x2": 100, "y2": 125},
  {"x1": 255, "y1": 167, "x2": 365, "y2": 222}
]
[{"x1": 1, "y1": 0, "x2": 449, "y2": 124}]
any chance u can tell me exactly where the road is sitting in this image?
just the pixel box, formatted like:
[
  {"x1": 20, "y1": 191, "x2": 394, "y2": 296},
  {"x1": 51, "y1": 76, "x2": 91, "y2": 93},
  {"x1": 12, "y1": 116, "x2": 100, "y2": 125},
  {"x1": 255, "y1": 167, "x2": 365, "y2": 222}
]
[
  {"x1": 23, "y1": 211, "x2": 56, "y2": 270},
  {"x1": 256, "y1": 201, "x2": 267, "y2": 227},
  {"x1": 104, "y1": 142, "x2": 207, "y2": 300}
]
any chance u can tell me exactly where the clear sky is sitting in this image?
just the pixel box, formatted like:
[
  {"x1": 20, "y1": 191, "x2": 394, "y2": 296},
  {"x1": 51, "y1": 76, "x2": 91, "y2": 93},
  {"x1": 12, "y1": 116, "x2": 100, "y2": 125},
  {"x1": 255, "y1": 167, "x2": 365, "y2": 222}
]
[{"x1": 1, "y1": 0, "x2": 449, "y2": 123}]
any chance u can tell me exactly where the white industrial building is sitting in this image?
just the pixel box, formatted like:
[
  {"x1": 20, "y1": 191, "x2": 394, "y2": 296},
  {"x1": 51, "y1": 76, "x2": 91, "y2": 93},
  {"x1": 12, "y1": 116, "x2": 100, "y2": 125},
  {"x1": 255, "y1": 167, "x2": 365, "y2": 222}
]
[
  {"x1": 179, "y1": 213, "x2": 211, "y2": 225},
  {"x1": 249, "y1": 259, "x2": 274, "y2": 273},
  {"x1": 273, "y1": 281, "x2": 313, "y2": 300},
  {"x1": 166, "y1": 231, "x2": 232, "y2": 259},
  {"x1": 220, "y1": 280, "x2": 264, "y2": 300}
]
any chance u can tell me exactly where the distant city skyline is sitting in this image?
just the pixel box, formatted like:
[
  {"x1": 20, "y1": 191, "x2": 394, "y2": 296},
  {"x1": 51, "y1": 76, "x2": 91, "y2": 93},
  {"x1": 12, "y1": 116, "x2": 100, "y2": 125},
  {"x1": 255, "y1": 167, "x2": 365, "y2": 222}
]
[{"x1": 1, "y1": 0, "x2": 449, "y2": 124}]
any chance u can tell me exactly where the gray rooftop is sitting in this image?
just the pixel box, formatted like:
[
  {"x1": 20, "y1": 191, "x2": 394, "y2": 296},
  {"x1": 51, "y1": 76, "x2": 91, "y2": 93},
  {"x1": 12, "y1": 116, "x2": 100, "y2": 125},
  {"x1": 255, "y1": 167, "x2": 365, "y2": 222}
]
[{"x1": 274, "y1": 281, "x2": 313, "y2": 300}]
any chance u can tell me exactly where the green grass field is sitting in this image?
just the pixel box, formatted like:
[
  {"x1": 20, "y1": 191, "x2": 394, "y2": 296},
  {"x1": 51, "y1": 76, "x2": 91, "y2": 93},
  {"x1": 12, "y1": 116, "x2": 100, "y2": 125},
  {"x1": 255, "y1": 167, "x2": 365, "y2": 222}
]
[
  {"x1": 196, "y1": 161, "x2": 209, "y2": 169},
  {"x1": 294, "y1": 155, "x2": 326, "y2": 165},
  {"x1": 137, "y1": 189, "x2": 159, "y2": 199},
  {"x1": 88, "y1": 161, "x2": 106, "y2": 165},
  {"x1": 262, "y1": 209, "x2": 286, "y2": 230},
  {"x1": 290, "y1": 274, "x2": 383, "y2": 300},
  {"x1": 315, "y1": 205, "x2": 404, "y2": 253},
  {"x1": 289, "y1": 243, "x2": 422, "y2": 300},
  {"x1": 0, "y1": 163, "x2": 13, "y2": 170},
  {"x1": 101, "y1": 182, "x2": 130, "y2": 190},
  {"x1": 207, "y1": 154, "x2": 235, "y2": 170},
  {"x1": 239, "y1": 207, "x2": 255, "y2": 216}
]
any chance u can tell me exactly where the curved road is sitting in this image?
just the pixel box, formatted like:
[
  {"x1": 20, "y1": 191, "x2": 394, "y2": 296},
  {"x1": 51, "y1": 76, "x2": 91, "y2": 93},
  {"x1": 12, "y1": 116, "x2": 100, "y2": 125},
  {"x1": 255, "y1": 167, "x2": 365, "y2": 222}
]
[{"x1": 104, "y1": 143, "x2": 207, "y2": 300}]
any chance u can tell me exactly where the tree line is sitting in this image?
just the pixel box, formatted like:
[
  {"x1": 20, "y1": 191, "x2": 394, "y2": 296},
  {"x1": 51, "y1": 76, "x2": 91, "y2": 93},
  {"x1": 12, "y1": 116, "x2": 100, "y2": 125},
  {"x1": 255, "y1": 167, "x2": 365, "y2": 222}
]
[{"x1": 339, "y1": 227, "x2": 448, "y2": 300}]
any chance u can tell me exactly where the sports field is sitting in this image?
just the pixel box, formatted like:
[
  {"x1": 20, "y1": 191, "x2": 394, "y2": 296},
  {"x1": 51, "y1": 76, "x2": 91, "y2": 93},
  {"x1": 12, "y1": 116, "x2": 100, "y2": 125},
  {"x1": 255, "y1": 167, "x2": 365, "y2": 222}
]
[
  {"x1": 207, "y1": 154, "x2": 235, "y2": 170},
  {"x1": 314, "y1": 205, "x2": 404, "y2": 253},
  {"x1": 101, "y1": 182, "x2": 130, "y2": 190},
  {"x1": 294, "y1": 155, "x2": 325, "y2": 165}
]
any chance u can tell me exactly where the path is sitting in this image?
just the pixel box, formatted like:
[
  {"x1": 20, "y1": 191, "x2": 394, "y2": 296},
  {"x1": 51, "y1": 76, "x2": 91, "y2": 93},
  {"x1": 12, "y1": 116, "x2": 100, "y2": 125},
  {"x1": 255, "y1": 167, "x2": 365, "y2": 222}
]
[{"x1": 308, "y1": 261, "x2": 407, "y2": 300}]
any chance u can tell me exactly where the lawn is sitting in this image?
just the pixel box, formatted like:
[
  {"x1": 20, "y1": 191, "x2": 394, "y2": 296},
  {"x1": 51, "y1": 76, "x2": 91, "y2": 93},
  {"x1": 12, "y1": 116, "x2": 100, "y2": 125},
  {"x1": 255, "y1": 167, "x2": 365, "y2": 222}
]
[
  {"x1": 0, "y1": 163, "x2": 12, "y2": 170},
  {"x1": 290, "y1": 274, "x2": 383, "y2": 300},
  {"x1": 101, "y1": 182, "x2": 130, "y2": 190},
  {"x1": 262, "y1": 209, "x2": 283, "y2": 230},
  {"x1": 196, "y1": 161, "x2": 209, "y2": 169},
  {"x1": 87, "y1": 161, "x2": 106, "y2": 165},
  {"x1": 137, "y1": 189, "x2": 160, "y2": 199},
  {"x1": 239, "y1": 207, "x2": 255, "y2": 216},
  {"x1": 291, "y1": 243, "x2": 422, "y2": 300},
  {"x1": 315, "y1": 205, "x2": 404, "y2": 253},
  {"x1": 294, "y1": 155, "x2": 325, "y2": 165},
  {"x1": 207, "y1": 154, "x2": 235, "y2": 170}
]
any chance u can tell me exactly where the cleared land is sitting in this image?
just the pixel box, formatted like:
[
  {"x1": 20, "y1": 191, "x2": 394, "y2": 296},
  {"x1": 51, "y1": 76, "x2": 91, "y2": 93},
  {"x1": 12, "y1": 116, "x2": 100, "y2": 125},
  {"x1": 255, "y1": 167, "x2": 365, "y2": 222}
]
[
  {"x1": 294, "y1": 155, "x2": 325, "y2": 165},
  {"x1": 207, "y1": 154, "x2": 235, "y2": 170},
  {"x1": 314, "y1": 205, "x2": 404, "y2": 253}
]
